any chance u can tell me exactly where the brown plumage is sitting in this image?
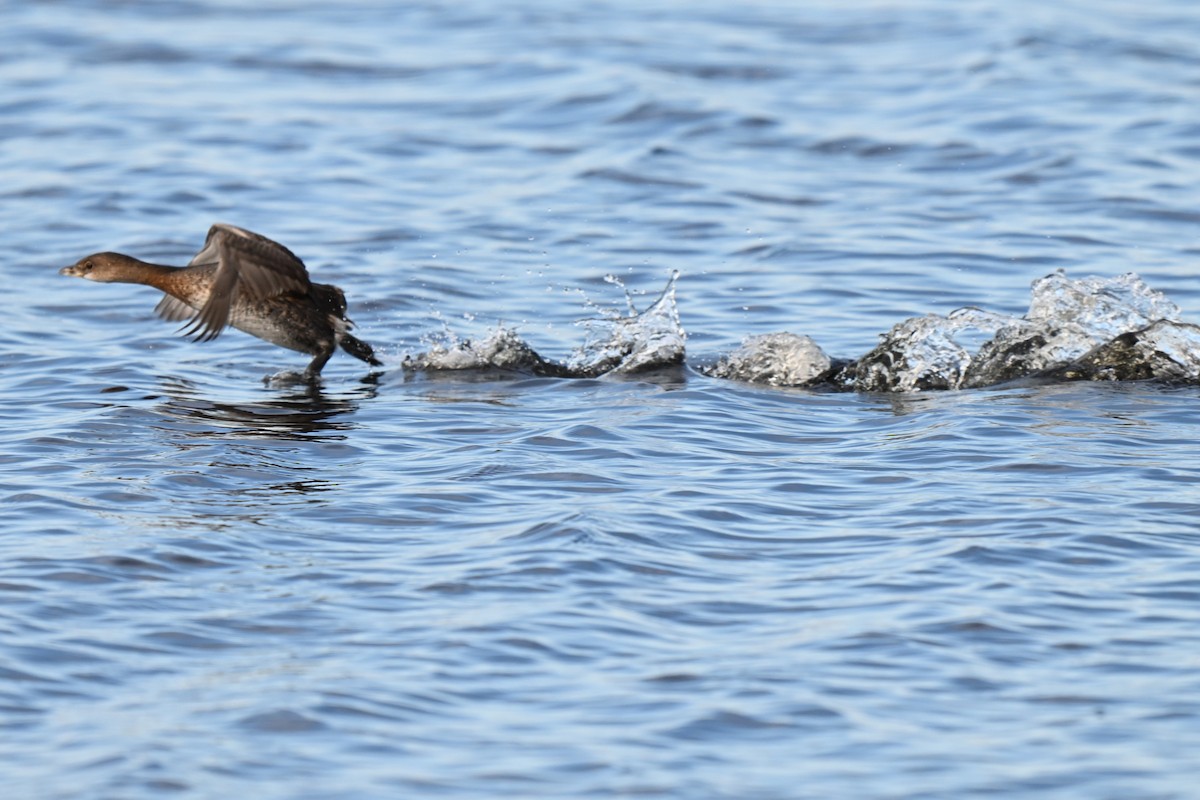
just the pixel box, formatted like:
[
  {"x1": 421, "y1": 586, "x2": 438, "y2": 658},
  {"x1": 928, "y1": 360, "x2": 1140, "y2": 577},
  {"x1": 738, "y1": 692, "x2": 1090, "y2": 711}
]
[{"x1": 61, "y1": 223, "x2": 382, "y2": 378}]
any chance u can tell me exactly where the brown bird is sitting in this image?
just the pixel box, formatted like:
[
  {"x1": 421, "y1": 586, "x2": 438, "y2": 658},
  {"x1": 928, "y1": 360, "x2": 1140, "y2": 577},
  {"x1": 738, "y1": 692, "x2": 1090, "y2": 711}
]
[{"x1": 60, "y1": 223, "x2": 382, "y2": 378}]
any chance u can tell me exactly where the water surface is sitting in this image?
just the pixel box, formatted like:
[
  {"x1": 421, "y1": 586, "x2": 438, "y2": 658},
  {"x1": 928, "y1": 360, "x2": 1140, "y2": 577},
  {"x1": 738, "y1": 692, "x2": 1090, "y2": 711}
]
[{"x1": 4, "y1": 1, "x2": 1200, "y2": 798}]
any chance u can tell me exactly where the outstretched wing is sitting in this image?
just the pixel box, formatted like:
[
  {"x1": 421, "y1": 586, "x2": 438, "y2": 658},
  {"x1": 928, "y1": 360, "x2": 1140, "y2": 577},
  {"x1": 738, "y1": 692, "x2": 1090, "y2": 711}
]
[{"x1": 180, "y1": 223, "x2": 311, "y2": 342}]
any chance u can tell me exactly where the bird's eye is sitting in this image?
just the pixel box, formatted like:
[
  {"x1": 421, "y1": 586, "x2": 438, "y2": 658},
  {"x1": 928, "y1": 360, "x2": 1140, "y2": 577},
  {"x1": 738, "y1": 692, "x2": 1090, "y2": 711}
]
[{"x1": 82, "y1": 261, "x2": 93, "y2": 271}]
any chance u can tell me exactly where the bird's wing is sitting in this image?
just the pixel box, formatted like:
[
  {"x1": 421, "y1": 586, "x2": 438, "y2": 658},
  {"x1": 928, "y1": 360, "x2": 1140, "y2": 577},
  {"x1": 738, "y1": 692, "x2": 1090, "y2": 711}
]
[
  {"x1": 180, "y1": 223, "x2": 311, "y2": 342},
  {"x1": 154, "y1": 294, "x2": 196, "y2": 323}
]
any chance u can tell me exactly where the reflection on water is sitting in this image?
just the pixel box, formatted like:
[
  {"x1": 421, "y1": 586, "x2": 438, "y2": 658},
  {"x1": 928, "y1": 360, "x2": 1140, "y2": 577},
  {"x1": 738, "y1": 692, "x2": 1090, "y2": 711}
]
[{"x1": 152, "y1": 375, "x2": 373, "y2": 440}]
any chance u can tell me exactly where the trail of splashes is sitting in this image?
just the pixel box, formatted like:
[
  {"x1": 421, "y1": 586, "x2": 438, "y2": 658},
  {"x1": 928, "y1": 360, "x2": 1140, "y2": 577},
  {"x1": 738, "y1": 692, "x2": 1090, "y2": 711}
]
[{"x1": 704, "y1": 271, "x2": 1200, "y2": 391}]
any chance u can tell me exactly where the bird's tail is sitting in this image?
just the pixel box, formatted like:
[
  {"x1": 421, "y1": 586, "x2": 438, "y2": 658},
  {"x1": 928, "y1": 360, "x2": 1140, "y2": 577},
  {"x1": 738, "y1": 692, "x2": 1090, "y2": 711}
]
[{"x1": 339, "y1": 333, "x2": 383, "y2": 366}]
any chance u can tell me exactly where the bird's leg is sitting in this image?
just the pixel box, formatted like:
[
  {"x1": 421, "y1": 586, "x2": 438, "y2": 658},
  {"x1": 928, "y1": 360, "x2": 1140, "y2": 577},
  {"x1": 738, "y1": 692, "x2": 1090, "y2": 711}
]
[{"x1": 304, "y1": 342, "x2": 335, "y2": 379}]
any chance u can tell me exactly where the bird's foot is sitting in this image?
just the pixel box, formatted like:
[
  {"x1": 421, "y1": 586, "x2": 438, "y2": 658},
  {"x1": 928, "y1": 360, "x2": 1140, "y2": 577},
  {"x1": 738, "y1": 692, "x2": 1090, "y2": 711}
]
[{"x1": 263, "y1": 369, "x2": 320, "y2": 388}]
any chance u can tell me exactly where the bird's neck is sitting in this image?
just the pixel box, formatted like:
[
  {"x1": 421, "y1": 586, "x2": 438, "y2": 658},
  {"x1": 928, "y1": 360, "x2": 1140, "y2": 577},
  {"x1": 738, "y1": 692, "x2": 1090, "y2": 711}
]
[{"x1": 104, "y1": 258, "x2": 181, "y2": 289}]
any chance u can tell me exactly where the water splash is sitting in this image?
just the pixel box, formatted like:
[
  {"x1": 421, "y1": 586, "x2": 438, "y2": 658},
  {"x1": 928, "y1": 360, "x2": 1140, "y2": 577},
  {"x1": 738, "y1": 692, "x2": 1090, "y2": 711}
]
[
  {"x1": 565, "y1": 270, "x2": 686, "y2": 377},
  {"x1": 703, "y1": 332, "x2": 832, "y2": 387},
  {"x1": 847, "y1": 307, "x2": 1016, "y2": 392},
  {"x1": 966, "y1": 271, "x2": 1184, "y2": 386},
  {"x1": 402, "y1": 326, "x2": 561, "y2": 374},
  {"x1": 1027, "y1": 270, "x2": 1181, "y2": 334},
  {"x1": 708, "y1": 271, "x2": 1199, "y2": 392},
  {"x1": 402, "y1": 272, "x2": 685, "y2": 378},
  {"x1": 1048, "y1": 320, "x2": 1200, "y2": 384},
  {"x1": 400, "y1": 270, "x2": 1197, "y2": 389}
]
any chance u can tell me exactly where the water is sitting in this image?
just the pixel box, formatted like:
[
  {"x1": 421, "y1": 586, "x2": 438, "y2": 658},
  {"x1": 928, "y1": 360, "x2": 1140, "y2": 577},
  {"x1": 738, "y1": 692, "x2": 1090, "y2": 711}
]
[{"x1": 4, "y1": 1, "x2": 1200, "y2": 797}]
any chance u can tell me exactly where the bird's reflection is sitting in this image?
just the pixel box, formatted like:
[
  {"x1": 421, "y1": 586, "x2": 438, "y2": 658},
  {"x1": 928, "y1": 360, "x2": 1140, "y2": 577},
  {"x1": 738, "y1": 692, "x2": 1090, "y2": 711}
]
[{"x1": 151, "y1": 372, "x2": 379, "y2": 441}]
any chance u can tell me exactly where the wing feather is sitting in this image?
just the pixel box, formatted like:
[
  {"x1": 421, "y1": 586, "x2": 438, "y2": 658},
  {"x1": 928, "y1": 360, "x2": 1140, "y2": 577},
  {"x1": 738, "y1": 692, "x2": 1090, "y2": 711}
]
[
  {"x1": 154, "y1": 294, "x2": 196, "y2": 323},
  {"x1": 180, "y1": 224, "x2": 313, "y2": 342}
]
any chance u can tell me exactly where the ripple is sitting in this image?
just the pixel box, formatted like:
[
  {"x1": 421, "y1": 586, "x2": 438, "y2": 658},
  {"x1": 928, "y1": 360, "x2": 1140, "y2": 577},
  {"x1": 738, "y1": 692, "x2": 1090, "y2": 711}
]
[
  {"x1": 6, "y1": 1, "x2": 1200, "y2": 798},
  {"x1": 237, "y1": 709, "x2": 327, "y2": 732}
]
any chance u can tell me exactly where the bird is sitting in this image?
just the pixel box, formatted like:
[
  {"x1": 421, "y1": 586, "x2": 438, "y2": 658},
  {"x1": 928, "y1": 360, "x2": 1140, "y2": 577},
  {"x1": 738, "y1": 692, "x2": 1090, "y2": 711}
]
[{"x1": 60, "y1": 223, "x2": 382, "y2": 379}]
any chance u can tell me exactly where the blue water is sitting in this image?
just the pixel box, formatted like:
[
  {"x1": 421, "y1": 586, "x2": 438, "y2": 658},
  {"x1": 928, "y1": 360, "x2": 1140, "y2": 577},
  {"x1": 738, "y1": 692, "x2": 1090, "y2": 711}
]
[{"x1": 5, "y1": 1, "x2": 1200, "y2": 797}]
